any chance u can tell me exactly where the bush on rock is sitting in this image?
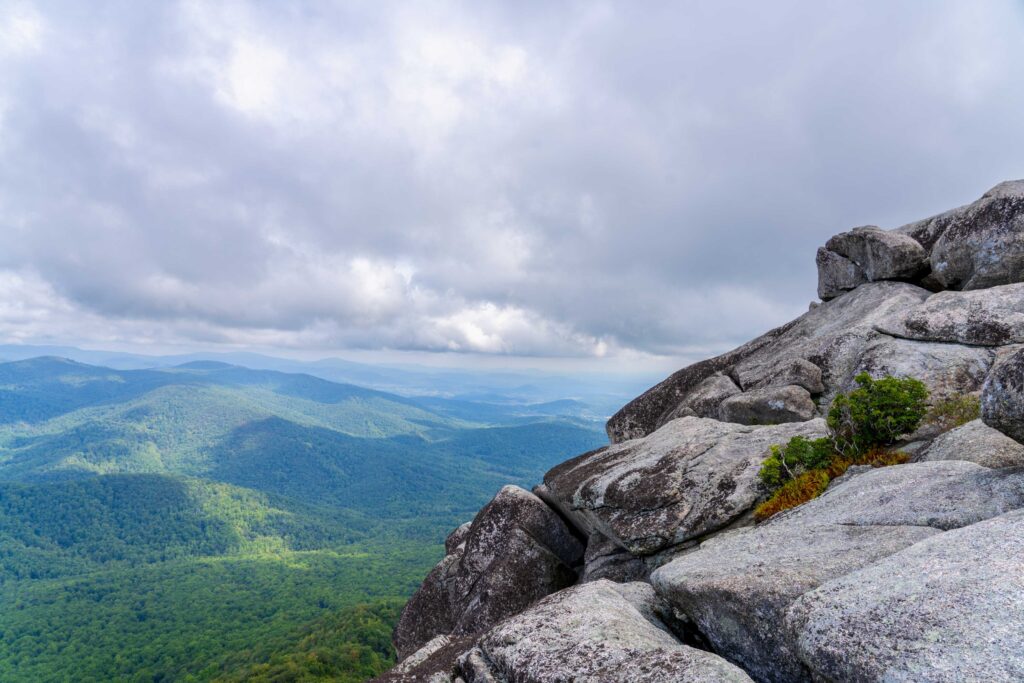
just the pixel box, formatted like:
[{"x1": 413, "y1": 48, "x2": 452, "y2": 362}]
[{"x1": 756, "y1": 373, "x2": 927, "y2": 520}]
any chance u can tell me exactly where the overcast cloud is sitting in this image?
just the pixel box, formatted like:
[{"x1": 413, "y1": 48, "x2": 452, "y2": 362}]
[{"x1": 1, "y1": 1, "x2": 1023, "y2": 369}]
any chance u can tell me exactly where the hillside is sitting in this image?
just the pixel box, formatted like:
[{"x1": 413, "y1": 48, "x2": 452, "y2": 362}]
[
  {"x1": 380, "y1": 180, "x2": 1024, "y2": 682},
  {"x1": 0, "y1": 358, "x2": 606, "y2": 681}
]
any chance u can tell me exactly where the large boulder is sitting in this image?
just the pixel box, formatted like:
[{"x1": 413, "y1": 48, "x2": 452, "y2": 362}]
[
  {"x1": 824, "y1": 225, "x2": 928, "y2": 281},
  {"x1": 982, "y1": 347, "x2": 1024, "y2": 445},
  {"x1": 392, "y1": 485, "x2": 584, "y2": 659},
  {"x1": 458, "y1": 580, "x2": 753, "y2": 683},
  {"x1": 664, "y1": 373, "x2": 742, "y2": 420},
  {"x1": 542, "y1": 416, "x2": 829, "y2": 555},
  {"x1": 875, "y1": 282, "x2": 1024, "y2": 346},
  {"x1": 816, "y1": 247, "x2": 866, "y2": 300},
  {"x1": 717, "y1": 384, "x2": 816, "y2": 425},
  {"x1": 920, "y1": 419, "x2": 1024, "y2": 469},
  {"x1": 608, "y1": 282, "x2": 930, "y2": 443},
  {"x1": 925, "y1": 180, "x2": 1024, "y2": 290},
  {"x1": 650, "y1": 462, "x2": 1024, "y2": 683},
  {"x1": 788, "y1": 508, "x2": 1024, "y2": 682},
  {"x1": 579, "y1": 531, "x2": 650, "y2": 583}
]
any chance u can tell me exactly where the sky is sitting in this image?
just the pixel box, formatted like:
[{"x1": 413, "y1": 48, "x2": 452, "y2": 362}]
[{"x1": 1, "y1": 1, "x2": 1023, "y2": 374}]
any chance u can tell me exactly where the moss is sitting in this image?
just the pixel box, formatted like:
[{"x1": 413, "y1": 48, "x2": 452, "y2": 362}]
[{"x1": 754, "y1": 470, "x2": 831, "y2": 521}]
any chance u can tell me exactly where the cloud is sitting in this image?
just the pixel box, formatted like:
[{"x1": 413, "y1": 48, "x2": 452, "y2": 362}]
[{"x1": 0, "y1": 1, "x2": 1023, "y2": 365}]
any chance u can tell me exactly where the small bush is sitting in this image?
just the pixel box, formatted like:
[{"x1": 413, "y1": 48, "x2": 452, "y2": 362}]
[
  {"x1": 755, "y1": 373, "x2": 928, "y2": 521},
  {"x1": 925, "y1": 393, "x2": 981, "y2": 433},
  {"x1": 759, "y1": 436, "x2": 833, "y2": 489},
  {"x1": 827, "y1": 373, "x2": 929, "y2": 456}
]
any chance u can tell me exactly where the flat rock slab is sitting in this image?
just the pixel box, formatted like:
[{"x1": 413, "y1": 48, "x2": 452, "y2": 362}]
[
  {"x1": 876, "y1": 282, "x2": 1024, "y2": 346},
  {"x1": 789, "y1": 508, "x2": 1024, "y2": 682},
  {"x1": 921, "y1": 419, "x2": 1024, "y2": 468},
  {"x1": 393, "y1": 485, "x2": 583, "y2": 659},
  {"x1": 650, "y1": 462, "x2": 1024, "y2": 683},
  {"x1": 543, "y1": 416, "x2": 829, "y2": 555},
  {"x1": 461, "y1": 580, "x2": 753, "y2": 683}
]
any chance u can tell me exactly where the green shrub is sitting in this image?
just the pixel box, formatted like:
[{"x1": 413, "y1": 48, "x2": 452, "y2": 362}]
[
  {"x1": 756, "y1": 373, "x2": 928, "y2": 521},
  {"x1": 759, "y1": 436, "x2": 833, "y2": 489},
  {"x1": 925, "y1": 393, "x2": 981, "y2": 433},
  {"x1": 827, "y1": 373, "x2": 929, "y2": 456}
]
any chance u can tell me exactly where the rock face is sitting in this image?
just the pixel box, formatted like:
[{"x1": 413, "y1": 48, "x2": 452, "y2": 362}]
[
  {"x1": 921, "y1": 419, "x2": 1024, "y2": 468},
  {"x1": 607, "y1": 282, "x2": 929, "y2": 443},
  {"x1": 382, "y1": 180, "x2": 1024, "y2": 683},
  {"x1": 982, "y1": 347, "x2": 1024, "y2": 444},
  {"x1": 542, "y1": 417, "x2": 828, "y2": 555},
  {"x1": 876, "y1": 282, "x2": 1024, "y2": 345},
  {"x1": 651, "y1": 462, "x2": 1024, "y2": 683},
  {"x1": 789, "y1": 508, "x2": 1024, "y2": 682},
  {"x1": 392, "y1": 485, "x2": 583, "y2": 659},
  {"x1": 927, "y1": 180, "x2": 1024, "y2": 290}
]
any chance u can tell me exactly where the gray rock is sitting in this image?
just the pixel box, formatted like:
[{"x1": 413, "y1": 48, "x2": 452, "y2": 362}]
[
  {"x1": 543, "y1": 416, "x2": 828, "y2": 555},
  {"x1": 876, "y1": 282, "x2": 1024, "y2": 346},
  {"x1": 608, "y1": 282, "x2": 930, "y2": 443},
  {"x1": 921, "y1": 419, "x2": 1024, "y2": 468},
  {"x1": 749, "y1": 357, "x2": 824, "y2": 394},
  {"x1": 461, "y1": 580, "x2": 753, "y2": 683},
  {"x1": 982, "y1": 346, "x2": 1024, "y2": 444},
  {"x1": 664, "y1": 373, "x2": 742, "y2": 421},
  {"x1": 650, "y1": 462, "x2": 1024, "y2": 683},
  {"x1": 445, "y1": 522, "x2": 472, "y2": 554},
  {"x1": 374, "y1": 634, "x2": 475, "y2": 683},
  {"x1": 925, "y1": 180, "x2": 1024, "y2": 290},
  {"x1": 718, "y1": 384, "x2": 816, "y2": 425},
  {"x1": 393, "y1": 485, "x2": 584, "y2": 659},
  {"x1": 816, "y1": 247, "x2": 866, "y2": 300},
  {"x1": 824, "y1": 225, "x2": 928, "y2": 281},
  {"x1": 788, "y1": 508, "x2": 1024, "y2": 682},
  {"x1": 580, "y1": 531, "x2": 650, "y2": 583}
]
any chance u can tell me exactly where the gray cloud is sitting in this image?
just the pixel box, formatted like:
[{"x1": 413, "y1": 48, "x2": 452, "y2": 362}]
[{"x1": 1, "y1": 0, "x2": 1023, "y2": 366}]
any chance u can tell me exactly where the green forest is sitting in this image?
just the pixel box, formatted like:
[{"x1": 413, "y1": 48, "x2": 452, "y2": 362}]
[{"x1": 0, "y1": 357, "x2": 606, "y2": 681}]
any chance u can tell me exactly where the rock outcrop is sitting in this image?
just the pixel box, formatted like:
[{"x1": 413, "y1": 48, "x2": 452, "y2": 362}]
[
  {"x1": 542, "y1": 417, "x2": 828, "y2": 555},
  {"x1": 379, "y1": 180, "x2": 1024, "y2": 683},
  {"x1": 392, "y1": 485, "x2": 583, "y2": 659}
]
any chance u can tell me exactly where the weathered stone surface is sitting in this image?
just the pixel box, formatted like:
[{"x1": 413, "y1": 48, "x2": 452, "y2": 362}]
[
  {"x1": 876, "y1": 282, "x2": 1024, "y2": 346},
  {"x1": 718, "y1": 384, "x2": 816, "y2": 425},
  {"x1": 444, "y1": 522, "x2": 472, "y2": 554},
  {"x1": 608, "y1": 282, "x2": 930, "y2": 443},
  {"x1": 749, "y1": 357, "x2": 824, "y2": 394},
  {"x1": 544, "y1": 417, "x2": 828, "y2": 555},
  {"x1": 460, "y1": 580, "x2": 753, "y2": 683},
  {"x1": 393, "y1": 485, "x2": 583, "y2": 659},
  {"x1": 651, "y1": 462, "x2": 1024, "y2": 683},
  {"x1": 927, "y1": 180, "x2": 1024, "y2": 290},
  {"x1": 982, "y1": 346, "x2": 1024, "y2": 444},
  {"x1": 825, "y1": 225, "x2": 928, "y2": 281},
  {"x1": 921, "y1": 419, "x2": 1024, "y2": 468},
  {"x1": 580, "y1": 531, "x2": 650, "y2": 583},
  {"x1": 374, "y1": 635, "x2": 473, "y2": 683},
  {"x1": 789, "y1": 508, "x2": 1024, "y2": 683},
  {"x1": 664, "y1": 373, "x2": 742, "y2": 421},
  {"x1": 816, "y1": 247, "x2": 866, "y2": 300}
]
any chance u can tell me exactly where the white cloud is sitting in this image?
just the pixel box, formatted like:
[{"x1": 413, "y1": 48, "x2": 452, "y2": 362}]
[{"x1": 0, "y1": 1, "x2": 1023, "y2": 368}]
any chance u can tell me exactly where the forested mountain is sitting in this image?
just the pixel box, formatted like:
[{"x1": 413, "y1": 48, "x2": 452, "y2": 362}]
[{"x1": 0, "y1": 357, "x2": 606, "y2": 681}]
